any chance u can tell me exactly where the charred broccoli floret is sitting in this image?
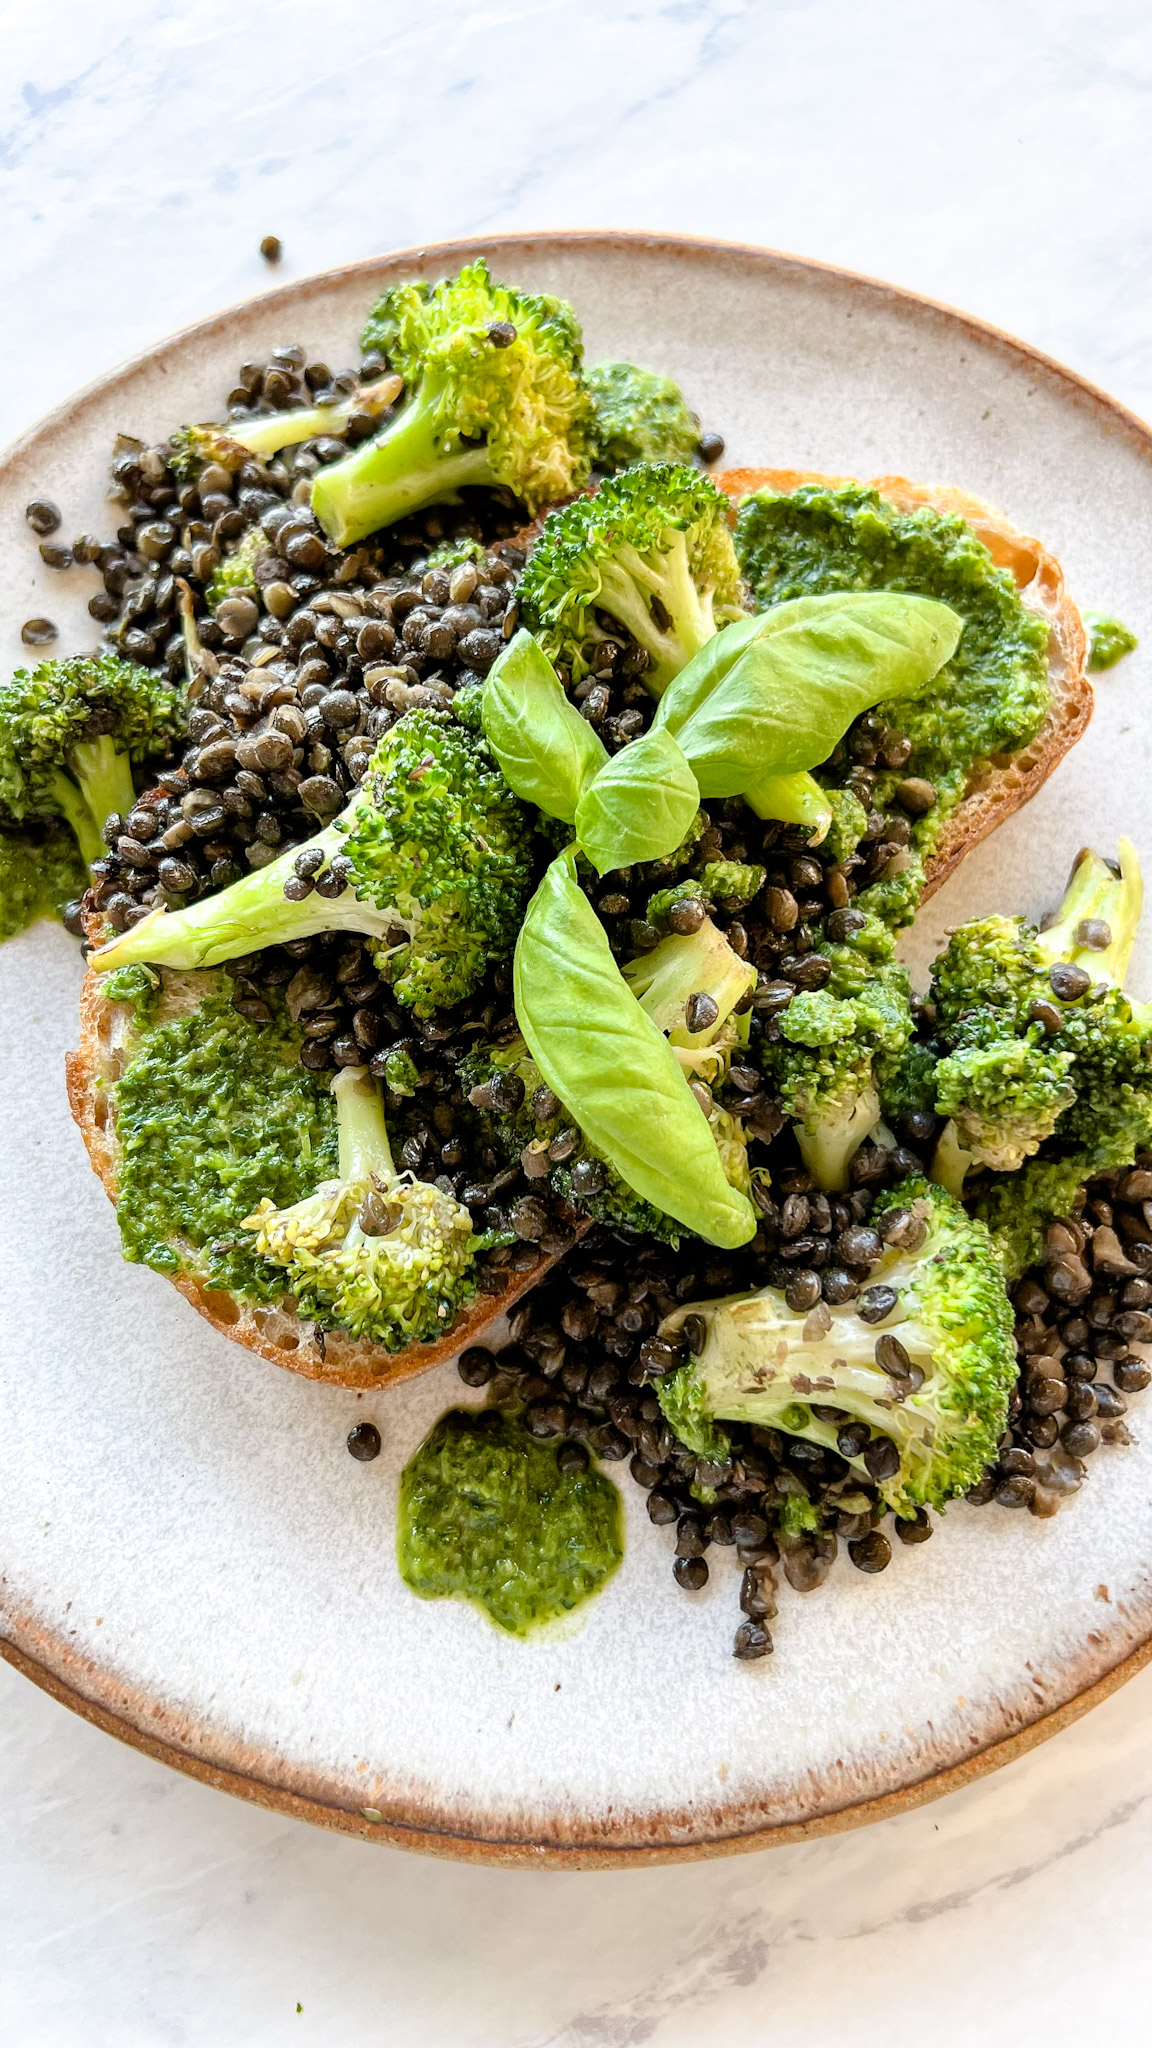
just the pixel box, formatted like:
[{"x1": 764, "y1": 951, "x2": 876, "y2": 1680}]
[
  {"x1": 658, "y1": 1178, "x2": 1016, "y2": 1515},
  {"x1": 167, "y1": 372, "x2": 402, "y2": 480},
  {"x1": 0, "y1": 652, "x2": 184, "y2": 868},
  {"x1": 518, "y1": 462, "x2": 745, "y2": 692},
  {"x1": 90, "y1": 709, "x2": 537, "y2": 1014},
  {"x1": 311, "y1": 260, "x2": 593, "y2": 546},
  {"x1": 245, "y1": 1065, "x2": 477, "y2": 1348},
  {"x1": 586, "y1": 361, "x2": 700, "y2": 470}
]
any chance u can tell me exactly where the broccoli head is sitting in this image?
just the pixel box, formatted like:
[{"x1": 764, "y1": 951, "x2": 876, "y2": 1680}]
[
  {"x1": 167, "y1": 372, "x2": 402, "y2": 481},
  {"x1": 658, "y1": 1177, "x2": 1016, "y2": 1515},
  {"x1": 928, "y1": 840, "x2": 1152, "y2": 1190},
  {"x1": 761, "y1": 962, "x2": 913, "y2": 1191},
  {"x1": 621, "y1": 916, "x2": 756, "y2": 1090},
  {"x1": 245, "y1": 1065, "x2": 477, "y2": 1348},
  {"x1": 90, "y1": 708, "x2": 537, "y2": 1014},
  {"x1": 518, "y1": 461, "x2": 745, "y2": 693},
  {"x1": 586, "y1": 361, "x2": 700, "y2": 471},
  {"x1": 310, "y1": 260, "x2": 593, "y2": 547},
  {"x1": 0, "y1": 652, "x2": 185, "y2": 868},
  {"x1": 645, "y1": 859, "x2": 766, "y2": 930}
]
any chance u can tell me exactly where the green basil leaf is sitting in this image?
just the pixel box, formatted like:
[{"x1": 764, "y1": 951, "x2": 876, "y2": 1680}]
[
  {"x1": 482, "y1": 629, "x2": 608, "y2": 821},
  {"x1": 657, "y1": 592, "x2": 963, "y2": 789},
  {"x1": 573, "y1": 725, "x2": 700, "y2": 875},
  {"x1": 513, "y1": 849, "x2": 757, "y2": 1249}
]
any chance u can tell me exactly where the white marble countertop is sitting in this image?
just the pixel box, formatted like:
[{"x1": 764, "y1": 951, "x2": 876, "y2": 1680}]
[{"x1": 4, "y1": 1, "x2": 1152, "y2": 2041}]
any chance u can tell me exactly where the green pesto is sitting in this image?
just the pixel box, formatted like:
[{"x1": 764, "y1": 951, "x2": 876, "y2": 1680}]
[
  {"x1": 397, "y1": 1406, "x2": 623, "y2": 1636},
  {"x1": 736, "y1": 484, "x2": 1051, "y2": 915},
  {"x1": 0, "y1": 828, "x2": 86, "y2": 943},
  {"x1": 113, "y1": 985, "x2": 338, "y2": 1301},
  {"x1": 1085, "y1": 612, "x2": 1138, "y2": 671}
]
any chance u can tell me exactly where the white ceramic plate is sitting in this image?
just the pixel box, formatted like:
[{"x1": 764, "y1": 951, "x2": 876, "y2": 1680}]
[{"x1": 3, "y1": 234, "x2": 1152, "y2": 1866}]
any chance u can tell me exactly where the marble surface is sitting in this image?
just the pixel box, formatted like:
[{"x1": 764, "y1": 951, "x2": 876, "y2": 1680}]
[{"x1": 4, "y1": 0, "x2": 1152, "y2": 2040}]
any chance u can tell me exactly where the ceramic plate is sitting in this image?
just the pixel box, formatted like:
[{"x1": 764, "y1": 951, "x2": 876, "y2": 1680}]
[{"x1": 4, "y1": 234, "x2": 1152, "y2": 1867}]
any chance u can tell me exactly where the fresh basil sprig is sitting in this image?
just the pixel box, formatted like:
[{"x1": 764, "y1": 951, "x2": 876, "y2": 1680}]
[
  {"x1": 573, "y1": 724, "x2": 699, "y2": 875},
  {"x1": 655, "y1": 591, "x2": 963, "y2": 791},
  {"x1": 513, "y1": 847, "x2": 757, "y2": 1249},
  {"x1": 481, "y1": 629, "x2": 607, "y2": 821}
]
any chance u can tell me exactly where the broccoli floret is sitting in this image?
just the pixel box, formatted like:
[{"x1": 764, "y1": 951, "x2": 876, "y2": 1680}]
[
  {"x1": 0, "y1": 652, "x2": 185, "y2": 868},
  {"x1": 659, "y1": 1177, "x2": 1016, "y2": 1515},
  {"x1": 0, "y1": 825, "x2": 87, "y2": 943},
  {"x1": 167, "y1": 372, "x2": 402, "y2": 481},
  {"x1": 932, "y1": 1034, "x2": 1076, "y2": 1186},
  {"x1": 245, "y1": 1065, "x2": 477, "y2": 1348},
  {"x1": 878, "y1": 1034, "x2": 940, "y2": 1128},
  {"x1": 90, "y1": 709, "x2": 536, "y2": 1014},
  {"x1": 586, "y1": 361, "x2": 700, "y2": 471},
  {"x1": 204, "y1": 527, "x2": 264, "y2": 611},
  {"x1": 310, "y1": 260, "x2": 592, "y2": 547},
  {"x1": 518, "y1": 462, "x2": 745, "y2": 693},
  {"x1": 646, "y1": 860, "x2": 765, "y2": 929},
  {"x1": 972, "y1": 1109, "x2": 1152, "y2": 1280},
  {"x1": 762, "y1": 964, "x2": 913, "y2": 1191},
  {"x1": 928, "y1": 840, "x2": 1152, "y2": 1190}
]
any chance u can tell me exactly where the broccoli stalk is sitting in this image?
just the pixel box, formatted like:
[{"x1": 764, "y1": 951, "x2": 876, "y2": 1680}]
[
  {"x1": 658, "y1": 1178, "x2": 1016, "y2": 1515},
  {"x1": 0, "y1": 653, "x2": 185, "y2": 869},
  {"x1": 311, "y1": 260, "x2": 593, "y2": 546},
  {"x1": 167, "y1": 373, "x2": 403, "y2": 480},
  {"x1": 90, "y1": 709, "x2": 536, "y2": 1015},
  {"x1": 929, "y1": 839, "x2": 1150, "y2": 1192},
  {"x1": 622, "y1": 918, "x2": 756, "y2": 1086},
  {"x1": 244, "y1": 1065, "x2": 477, "y2": 1348},
  {"x1": 518, "y1": 462, "x2": 745, "y2": 693}
]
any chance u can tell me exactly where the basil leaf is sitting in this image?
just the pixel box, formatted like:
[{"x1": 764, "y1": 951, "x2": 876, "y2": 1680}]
[
  {"x1": 513, "y1": 849, "x2": 757, "y2": 1249},
  {"x1": 573, "y1": 725, "x2": 700, "y2": 875},
  {"x1": 482, "y1": 629, "x2": 608, "y2": 821},
  {"x1": 658, "y1": 592, "x2": 963, "y2": 790}
]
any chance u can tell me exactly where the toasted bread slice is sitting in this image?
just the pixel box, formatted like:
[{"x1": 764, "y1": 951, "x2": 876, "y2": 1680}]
[
  {"x1": 715, "y1": 468, "x2": 1092, "y2": 898},
  {"x1": 66, "y1": 967, "x2": 579, "y2": 1391}
]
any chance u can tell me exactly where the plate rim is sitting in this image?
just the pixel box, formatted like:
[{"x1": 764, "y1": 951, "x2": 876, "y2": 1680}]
[{"x1": 5, "y1": 227, "x2": 1152, "y2": 1865}]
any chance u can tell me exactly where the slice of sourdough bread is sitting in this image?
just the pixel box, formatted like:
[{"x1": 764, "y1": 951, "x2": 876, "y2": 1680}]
[
  {"x1": 66, "y1": 966, "x2": 579, "y2": 1390},
  {"x1": 715, "y1": 468, "x2": 1092, "y2": 898},
  {"x1": 67, "y1": 471, "x2": 1090, "y2": 1392}
]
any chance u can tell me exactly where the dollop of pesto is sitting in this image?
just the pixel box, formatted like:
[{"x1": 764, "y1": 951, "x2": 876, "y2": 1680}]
[
  {"x1": 0, "y1": 827, "x2": 85, "y2": 944},
  {"x1": 1085, "y1": 612, "x2": 1138, "y2": 671},
  {"x1": 736, "y1": 484, "x2": 1052, "y2": 924},
  {"x1": 398, "y1": 1406, "x2": 623, "y2": 1636},
  {"x1": 113, "y1": 983, "x2": 337, "y2": 1301}
]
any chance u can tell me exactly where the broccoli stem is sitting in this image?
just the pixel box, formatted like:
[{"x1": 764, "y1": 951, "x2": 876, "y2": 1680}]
[
  {"x1": 795, "y1": 1077, "x2": 880, "y2": 1192},
  {"x1": 311, "y1": 375, "x2": 497, "y2": 546},
  {"x1": 597, "y1": 533, "x2": 717, "y2": 695},
  {"x1": 930, "y1": 1118, "x2": 976, "y2": 1198},
  {"x1": 333, "y1": 1066, "x2": 396, "y2": 1181},
  {"x1": 48, "y1": 772, "x2": 107, "y2": 868},
  {"x1": 91, "y1": 823, "x2": 411, "y2": 973},
  {"x1": 1034, "y1": 837, "x2": 1143, "y2": 986},
  {"x1": 233, "y1": 374, "x2": 402, "y2": 460},
  {"x1": 742, "y1": 769, "x2": 833, "y2": 841}
]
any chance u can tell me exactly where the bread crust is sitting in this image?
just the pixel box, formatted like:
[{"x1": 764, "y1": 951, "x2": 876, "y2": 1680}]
[
  {"x1": 714, "y1": 467, "x2": 1092, "y2": 898},
  {"x1": 66, "y1": 970, "x2": 580, "y2": 1390}
]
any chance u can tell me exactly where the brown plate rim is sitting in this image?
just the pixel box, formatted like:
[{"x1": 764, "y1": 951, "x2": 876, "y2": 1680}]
[{"x1": 5, "y1": 228, "x2": 1152, "y2": 1865}]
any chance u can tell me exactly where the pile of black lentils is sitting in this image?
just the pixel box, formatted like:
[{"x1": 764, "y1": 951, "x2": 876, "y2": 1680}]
[{"x1": 28, "y1": 340, "x2": 1148, "y2": 1658}]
